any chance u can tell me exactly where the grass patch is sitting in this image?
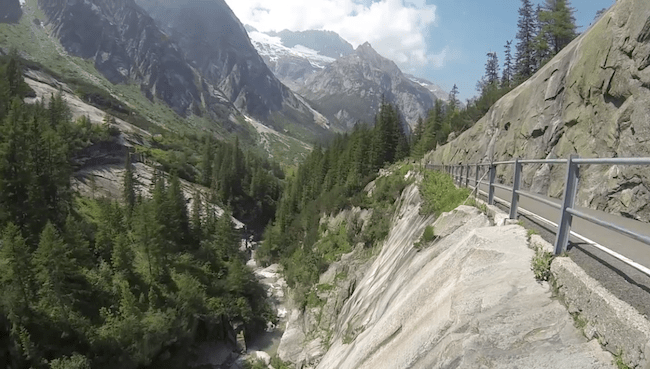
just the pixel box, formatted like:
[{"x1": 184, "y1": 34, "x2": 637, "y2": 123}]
[
  {"x1": 526, "y1": 229, "x2": 539, "y2": 237},
  {"x1": 317, "y1": 283, "x2": 334, "y2": 292},
  {"x1": 419, "y1": 171, "x2": 471, "y2": 216},
  {"x1": 270, "y1": 356, "x2": 293, "y2": 369},
  {"x1": 613, "y1": 350, "x2": 631, "y2": 369},
  {"x1": 414, "y1": 225, "x2": 436, "y2": 250},
  {"x1": 335, "y1": 270, "x2": 348, "y2": 281},
  {"x1": 531, "y1": 246, "x2": 554, "y2": 282}
]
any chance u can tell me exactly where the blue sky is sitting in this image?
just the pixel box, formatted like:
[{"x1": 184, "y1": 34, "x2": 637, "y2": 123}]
[{"x1": 227, "y1": 0, "x2": 616, "y2": 101}]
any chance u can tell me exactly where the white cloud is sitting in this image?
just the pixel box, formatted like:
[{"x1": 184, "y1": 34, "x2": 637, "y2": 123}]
[{"x1": 226, "y1": 0, "x2": 447, "y2": 71}]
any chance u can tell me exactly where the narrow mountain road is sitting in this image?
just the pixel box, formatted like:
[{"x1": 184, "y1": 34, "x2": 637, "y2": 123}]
[{"x1": 471, "y1": 181, "x2": 650, "y2": 319}]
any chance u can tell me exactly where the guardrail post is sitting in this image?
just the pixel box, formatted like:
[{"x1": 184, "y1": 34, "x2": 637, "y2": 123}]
[
  {"x1": 554, "y1": 155, "x2": 580, "y2": 255},
  {"x1": 465, "y1": 164, "x2": 470, "y2": 188},
  {"x1": 509, "y1": 158, "x2": 522, "y2": 219},
  {"x1": 474, "y1": 164, "x2": 479, "y2": 192},
  {"x1": 460, "y1": 165, "x2": 465, "y2": 187},
  {"x1": 488, "y1": 163, "x2": 496, "y2": 205}
]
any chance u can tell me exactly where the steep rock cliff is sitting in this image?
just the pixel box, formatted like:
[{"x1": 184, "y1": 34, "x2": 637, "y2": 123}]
[
  {"x1": 39, "y1": 0, "x2": 201, "y2": 116},
  {"x1": 300, "y1": 42, "x2": 439, "y2": 130},
  {"x1": 135, "y1": 0, "x2": 332, "y2": 136},
  {"x1": 278, "y1": 180, "x2": 613, "y2": 368},
  {"x1": 427, "y1": 0, "x2": 650, "y2": 221}
]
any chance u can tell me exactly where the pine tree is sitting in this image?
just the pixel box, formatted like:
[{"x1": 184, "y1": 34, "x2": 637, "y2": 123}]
[
  {"x1": 132, "y1": 201, "x2": 166, "y2": 287},
  {"x1": 534, "y1": 5, "x2": 551, "y2": 69},
  {"x1": 502, "y1": 41, "x2": 514, "y2": 89},
  {"x1": 200, "y1": 136, "x2": 213, "y2": 187},
  {"x1": 515, "y1": 0, "x2": 537, "y2": 80},
  {"x1": 123, "y1": 152, "x2": 136, "y2": 212},
  {"x1": 6, "y1": 52, "x2": 25, "y2": 98},
  {"x1": 448, "y1": 85, "x2": 459, "y2": 111},
  {"x1": 33, "y1": 222, "x2": 76, "y2": 324},
  {"x1": 0, "y1": 100, "x2": 30, "y2": 230},
  {"x1": 594, "y1": 8, "x2": 607, "y2": 22},
  {"x1": 487, "y1": 52, "x2": 500, "y2": 85},
  {"x1": 539, "y1": 0, "x2": 577, "y2": 55},
  {"x1": 191, "y1": 190, "x2": 203, "y2": 242},
  {"x1": 0, "y1": 223, "x2": 34, "y2": 317},
  {"x1": 214, "y1": 207, "x2": 239, "y2": 262}
]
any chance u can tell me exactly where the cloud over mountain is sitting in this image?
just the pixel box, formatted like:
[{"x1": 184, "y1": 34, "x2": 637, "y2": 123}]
[{"x1": 226, "y1": 0, "x2": 444, "y2": 73}]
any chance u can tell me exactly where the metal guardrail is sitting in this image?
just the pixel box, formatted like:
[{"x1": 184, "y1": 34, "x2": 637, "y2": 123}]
[{"x1": 428, "y1": 156, "x2": 650, "y2": 276}]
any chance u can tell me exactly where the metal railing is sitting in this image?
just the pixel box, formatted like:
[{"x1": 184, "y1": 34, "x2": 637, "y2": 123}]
[{"x1": 428, "y1": 156, "x2": 650, "y2": 276}]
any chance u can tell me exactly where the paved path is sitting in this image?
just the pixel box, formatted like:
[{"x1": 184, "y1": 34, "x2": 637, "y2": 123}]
[
  {"x1": 465, "y1": 178, "x2": 650, "y2": 318},
  {"x1": 470, "y1": 181, "x2": 650, "y2": 269}
]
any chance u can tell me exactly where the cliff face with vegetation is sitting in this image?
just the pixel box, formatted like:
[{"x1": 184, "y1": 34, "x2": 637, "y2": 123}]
[
  {"x1": 427, "y1": 0, "x2": 650, "y2": 221},
  {"x1": 276, "y1": 175, "x2": 613, "y2": 369}
]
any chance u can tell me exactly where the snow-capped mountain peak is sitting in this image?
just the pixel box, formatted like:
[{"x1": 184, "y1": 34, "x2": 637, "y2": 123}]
[{"x1": 249, "y1": 31, "x2": 335, "y2": 70}]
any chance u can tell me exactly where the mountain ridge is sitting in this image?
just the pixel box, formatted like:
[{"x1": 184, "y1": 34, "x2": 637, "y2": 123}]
[
  {"x1": 298, "y1": 41, "x2": 440, "y2": 130},
  {"x1": 134, "y1": 0, "x2": 333, "y2": 139}
]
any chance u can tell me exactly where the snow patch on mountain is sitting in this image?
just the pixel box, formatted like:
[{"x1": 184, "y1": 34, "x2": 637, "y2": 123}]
[
  {"x1": 249, "y1": 31, "x2": 335, "y2": 70},
  {"x1": 406, "y1": 74, "x2": 449, "y2": 102}
]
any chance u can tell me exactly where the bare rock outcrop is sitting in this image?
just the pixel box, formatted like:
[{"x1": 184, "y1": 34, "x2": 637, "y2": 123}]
[
  {"x1": 278, "y1": 182, "x2": 614, "y2": 369},
  {"x1": 427, "y1": 0, "x2": 650, "y2": 221}
]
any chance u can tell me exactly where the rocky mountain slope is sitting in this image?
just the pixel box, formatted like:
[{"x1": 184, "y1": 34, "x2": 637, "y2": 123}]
[
  {"x1": 39, "y1": 0, "x2": 205, "y2": 117},
  {"x1": 266, "y1": 29, "x2": 355, "y2": 60},
  {"x1": 298, "y1": 42, "x2": 441, "y2": 130},
  {"x1": 277, "y1": 179, "x2": 613, "y2": 368},
  {"x1": 1, "y1": 0, "x2": 319, "y2": 164},
  {"x1": 427, "y1": 0, "x2": 650, "y2": 222},
  {"x1": 406, "y1": 74, "x2": 450, "y2": 102},
  {"x1": 248, "y1": 30, "x2": 341, "y2": 91},
  {"x1": 134, "y1": 0, "x2": 333, "y2": 138}
]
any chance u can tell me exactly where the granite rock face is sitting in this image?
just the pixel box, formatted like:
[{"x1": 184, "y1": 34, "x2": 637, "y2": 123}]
[
  {"x1": 427, "y1": 0, "x2": 650, "y2": 222},
  {"x1": 278, "y1": 182, "x2": 614, "y2": 369},
  {"x1": 299, "y1": 42, "x2": 440, "y2": 131},
  {"x1": 39, "y1": 0, "x2": 201, "y2": 116},
  {"x1": 135, "y1": 0, "x2": 331, "y2": 137}
]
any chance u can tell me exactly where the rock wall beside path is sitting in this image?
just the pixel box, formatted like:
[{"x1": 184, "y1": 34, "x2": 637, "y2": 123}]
[{"x1": 427, "y1": 0, "x2": 650, "y2": 222}]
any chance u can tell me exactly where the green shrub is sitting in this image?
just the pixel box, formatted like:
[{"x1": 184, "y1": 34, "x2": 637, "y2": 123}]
[
  {"x1": 531, "y1": 246, "x2": 554, "y2": 281},
  {"x1": 270, "y1": 356, "x2": 293, "y2": 369},
  {"x1": 422, "y1": 225, "x2": 435, "y2": 242},
  {"x1": 614, "y1": 349, "x2": 632, "y2": 369},
  {"x1": 414, "y1": 225, "x2": 436, "y2": 250},
  {"x1": 419, "y1": 171, "x2": 470, "y2": 216},
  {"x1": 362, "y1": 209, "x2": 391, "y2": 247}
]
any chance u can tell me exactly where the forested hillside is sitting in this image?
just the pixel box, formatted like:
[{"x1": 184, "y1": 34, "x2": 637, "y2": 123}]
[{"x1": 0, "y1": 54, "x2": 284, "y2": 369}]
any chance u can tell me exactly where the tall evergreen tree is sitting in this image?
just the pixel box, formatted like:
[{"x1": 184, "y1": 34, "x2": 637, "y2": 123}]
[
  {"x1": 539, "y1": 0, "x2": 577, "y2": 55},
  {"x1": 533, "y1": 4, "x2": 551, "y2": 69},
  {"x1": 502, "y1": 40, "x2": 514, "y2": 89},
  {"x1": 448, "y1": 84, "x2": 460, "y2": 111},
  {"x1": 515, "y1": 0, "x2": 537, "y2": 80},
  {"x1": 485, "y1": 52, "x2": 500, "y2": 85},
  {"x1": 33, "y1": 222, "x2": 77, "y2": 324},
  {"x1": 0, "y1": 223, "x2": 34, "y2": 318},
  {"x1": 123, "y1": 152, "x2": 136, "y2": 212},
  {"x1": 200, "y1": 136, "x2": 213, "y2": 187},
  {"x1": 191, "y1": 190, "x2": 203, "y2": 241}
]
